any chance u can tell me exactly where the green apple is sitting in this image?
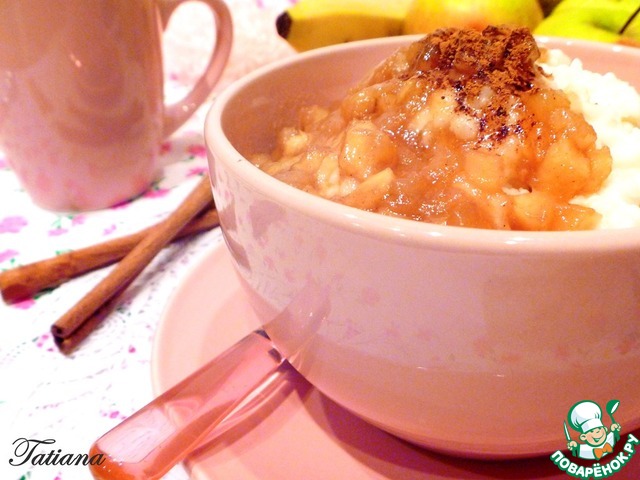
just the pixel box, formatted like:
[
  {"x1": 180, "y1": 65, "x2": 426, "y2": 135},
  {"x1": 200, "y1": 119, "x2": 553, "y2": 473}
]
[
  {"x1": 403, "y1": 0, "x2": 544, "y2": 34},
  {"x1": 534, "y1": 0, "x2": 640, "y2": 47}
]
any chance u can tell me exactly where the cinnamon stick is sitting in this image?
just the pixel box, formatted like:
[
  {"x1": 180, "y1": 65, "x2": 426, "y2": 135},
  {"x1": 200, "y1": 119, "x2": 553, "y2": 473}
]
[
  {"x1": 0, "y1": 208, "x2": 219, "y2": 304},
  {"x1": 54, "y1": 288, "x2": 127, "y2": 354},
  {"x1": 51, "y1": 175, "x2": 214, "y2": 353}
]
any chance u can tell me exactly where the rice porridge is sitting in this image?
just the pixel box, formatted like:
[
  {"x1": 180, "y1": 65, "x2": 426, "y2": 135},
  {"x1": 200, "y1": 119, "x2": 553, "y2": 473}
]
[
  {"x1": 541, "y1": 49, "x2": 640, "y2": 229},
  {"x1": 253, "y1": 26, "x2": 640, "y2": 231}
]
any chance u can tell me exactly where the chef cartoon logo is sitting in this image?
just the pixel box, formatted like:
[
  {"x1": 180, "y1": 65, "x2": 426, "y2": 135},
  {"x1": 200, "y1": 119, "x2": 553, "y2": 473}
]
[
  {"x1": 550, "y1": 399, "x2": 639, "y2": 479},
  {"x1": 565, "y1": 400, "x2": 621, "y2": 460}
]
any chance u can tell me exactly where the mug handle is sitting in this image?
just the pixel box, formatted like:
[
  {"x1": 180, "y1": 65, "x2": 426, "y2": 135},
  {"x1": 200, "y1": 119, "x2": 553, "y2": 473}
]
[{"x1": 157, "y1": 0, "x2": 233, "y2": 138}]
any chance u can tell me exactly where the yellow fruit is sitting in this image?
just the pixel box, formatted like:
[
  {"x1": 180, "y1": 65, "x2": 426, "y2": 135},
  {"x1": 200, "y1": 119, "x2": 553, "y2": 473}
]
[
  {"x1": 538, "y1": 0, "x2": 563, "y2": 17},
  {"x1": 403, "y1": 0, "x2": 543, "y2": 34},
  {"x1": 276, "y1": 0, "x2": 412, "y2": 52}
]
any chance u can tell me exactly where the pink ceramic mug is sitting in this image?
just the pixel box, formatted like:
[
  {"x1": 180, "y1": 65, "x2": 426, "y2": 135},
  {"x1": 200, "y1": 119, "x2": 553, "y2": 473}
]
[{"x1": 0, "y1": 0, "x2": 232, "y2": 211}]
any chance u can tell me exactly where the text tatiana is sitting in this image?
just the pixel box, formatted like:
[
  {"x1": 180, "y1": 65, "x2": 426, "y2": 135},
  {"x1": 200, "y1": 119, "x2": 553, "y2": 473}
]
[
  {"x1": 550, "y1": 433, "x2": 638, "y2": 479},
  {"x1": 9, "y1": 438, "x2": 105, "y2": 467}
]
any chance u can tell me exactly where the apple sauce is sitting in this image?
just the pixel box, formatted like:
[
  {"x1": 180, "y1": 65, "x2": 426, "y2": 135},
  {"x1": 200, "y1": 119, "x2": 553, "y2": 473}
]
[{"x1": 253, "y1": 26, "x2": 614, "y2": 230}]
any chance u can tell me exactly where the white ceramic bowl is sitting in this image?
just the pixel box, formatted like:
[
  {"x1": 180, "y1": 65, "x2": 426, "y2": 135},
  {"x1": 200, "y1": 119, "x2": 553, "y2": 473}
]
[{"x1": 205, "y1": 35, "x2": 640, "y2": 459}]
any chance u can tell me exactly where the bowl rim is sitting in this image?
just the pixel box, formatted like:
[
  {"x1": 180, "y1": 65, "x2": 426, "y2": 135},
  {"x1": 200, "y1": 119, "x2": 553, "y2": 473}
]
[{"x1": 205, "y1": 34, "x2": 640, "y2": 255}]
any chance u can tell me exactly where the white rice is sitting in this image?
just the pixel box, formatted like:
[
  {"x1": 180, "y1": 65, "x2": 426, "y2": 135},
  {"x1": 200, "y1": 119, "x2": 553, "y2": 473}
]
[{"x1": 540, "y1": 49, "x2": 640, "y2": 229}]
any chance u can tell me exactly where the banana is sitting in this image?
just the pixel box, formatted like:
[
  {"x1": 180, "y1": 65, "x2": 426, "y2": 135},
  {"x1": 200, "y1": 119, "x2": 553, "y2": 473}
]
[
  {"x1": 276, "y1": 0, "x2": 413, "y2": 52},
  {"x1": 538, "y1": 0, "x2": 563, "y2": 16}
]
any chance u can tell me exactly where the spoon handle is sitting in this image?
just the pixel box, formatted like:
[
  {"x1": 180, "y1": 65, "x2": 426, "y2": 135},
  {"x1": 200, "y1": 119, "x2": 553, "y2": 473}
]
[{"x1": 89, "y1": 330, "x2": 283, "y2": 480}]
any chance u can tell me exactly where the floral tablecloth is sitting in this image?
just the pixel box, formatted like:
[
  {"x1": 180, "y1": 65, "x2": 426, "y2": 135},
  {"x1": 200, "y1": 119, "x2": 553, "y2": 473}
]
[{"x1": 0, "y1": 2, "x2": 294, "y2": 479}]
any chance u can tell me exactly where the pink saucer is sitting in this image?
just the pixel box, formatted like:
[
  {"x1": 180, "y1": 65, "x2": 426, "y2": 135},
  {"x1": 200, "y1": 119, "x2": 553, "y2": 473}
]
[{"x1": 151, "y1": 242, "x2": 639, "y2": 479}]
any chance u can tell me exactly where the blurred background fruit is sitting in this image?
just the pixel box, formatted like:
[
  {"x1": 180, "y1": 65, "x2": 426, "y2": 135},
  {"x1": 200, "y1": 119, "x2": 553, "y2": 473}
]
[
  {"x1": 403, "y1": 0, "x2": 543, "y2": 34},
  {"x1": 538, "y1": 0, "x2": 564, "y2": 16},
  {"x1": 534, "y1": 0, "x2": 640, "y2": 47},
  {"x1": 276, "y1": 0, "x2": 640, "y2": 51},
  {"x1": 276, "y1": 0, "x2": 412, "y2": 51}
]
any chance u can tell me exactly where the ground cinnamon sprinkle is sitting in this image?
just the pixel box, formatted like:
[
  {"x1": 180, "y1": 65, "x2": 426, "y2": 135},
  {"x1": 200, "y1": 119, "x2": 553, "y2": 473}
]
[
  {"x1": 402, "y1": 26, "x2": 543, "y2": 146},
  {"x1": 407, "y1": 26, "x2": 541, "y2": 92}
]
